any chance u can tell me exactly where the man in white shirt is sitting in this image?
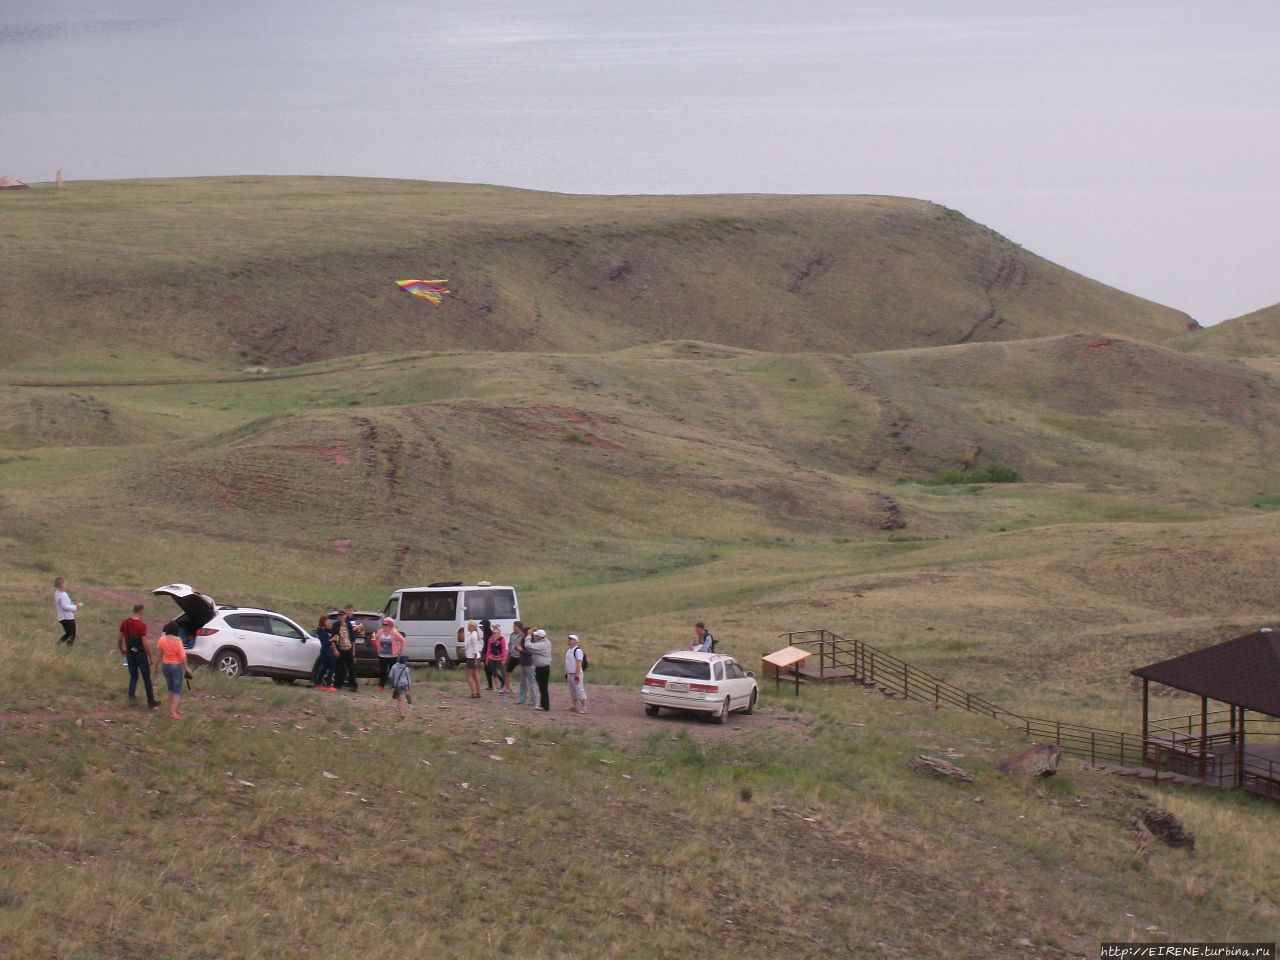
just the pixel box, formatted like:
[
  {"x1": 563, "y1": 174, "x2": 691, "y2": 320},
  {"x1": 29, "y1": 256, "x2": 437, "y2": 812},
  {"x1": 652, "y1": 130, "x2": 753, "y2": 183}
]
[{"x1": 564, "y1": 633, "x2": 587, "y2": 714}]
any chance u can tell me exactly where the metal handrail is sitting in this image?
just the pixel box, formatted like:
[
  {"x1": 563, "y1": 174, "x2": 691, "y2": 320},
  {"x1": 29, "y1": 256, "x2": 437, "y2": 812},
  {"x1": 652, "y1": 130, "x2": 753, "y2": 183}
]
[{"x1": 778, "y1": 628, "x2": 1280, "y2": 784}]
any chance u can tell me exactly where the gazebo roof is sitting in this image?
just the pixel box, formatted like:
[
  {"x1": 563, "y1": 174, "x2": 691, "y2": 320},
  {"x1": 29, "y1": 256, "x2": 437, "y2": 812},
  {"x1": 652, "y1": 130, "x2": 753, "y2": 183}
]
[{"x1": 1132, "y1": 629, "x2": 1280, "y2": 717}]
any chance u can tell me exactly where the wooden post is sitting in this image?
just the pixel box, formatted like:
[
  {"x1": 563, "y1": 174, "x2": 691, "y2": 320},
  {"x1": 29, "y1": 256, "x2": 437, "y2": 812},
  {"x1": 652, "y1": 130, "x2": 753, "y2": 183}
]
[
  {"x1": 1141, "y1": 678, "x2": 1149, "y2": 764},
  {"x1": 1198, "y1": 696, "x2": 1208, "y2": 780},
  {"x1": 1236, "y1": 709, "x2": 1247, "y2": 788}
]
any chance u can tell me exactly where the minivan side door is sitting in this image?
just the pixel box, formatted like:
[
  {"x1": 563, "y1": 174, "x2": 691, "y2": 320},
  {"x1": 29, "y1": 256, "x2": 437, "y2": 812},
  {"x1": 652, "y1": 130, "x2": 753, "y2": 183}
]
[{"x1": 396, "y1": 590, "x2": 458, "y2": 660}]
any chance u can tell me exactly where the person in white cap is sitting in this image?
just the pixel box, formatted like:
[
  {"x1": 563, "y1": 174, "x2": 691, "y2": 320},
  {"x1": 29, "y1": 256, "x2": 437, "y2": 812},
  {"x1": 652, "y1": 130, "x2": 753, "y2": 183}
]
[
  {"x1": 564, "y1": 633, "x2": 586, "y2": 714},
  {"x1": 525, "y1": 628, "x2": 552, "y2": 710}
]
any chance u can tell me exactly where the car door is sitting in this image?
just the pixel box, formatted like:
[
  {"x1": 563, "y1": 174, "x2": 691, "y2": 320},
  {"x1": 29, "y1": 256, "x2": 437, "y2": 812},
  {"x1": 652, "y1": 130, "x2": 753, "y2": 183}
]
[
  {"x1": 265, "y1": 615, "x2": 314, "y2": 674},
  {"x1": 724, "y1": 660, "x2": 753, "y2": 707},
  {"x1": 223, "y1": 613, "x2": 273, "y2": 671}
]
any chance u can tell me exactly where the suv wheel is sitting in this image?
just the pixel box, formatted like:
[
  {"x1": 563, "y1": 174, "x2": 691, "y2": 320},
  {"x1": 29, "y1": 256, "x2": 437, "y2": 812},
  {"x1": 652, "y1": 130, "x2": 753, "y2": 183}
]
[
  {"x1": 214, "y1": 648, "x2": 246, "y2": 679},
  {"x1": 434, "y1": 646, "x2": 451, "y2": 671},
  {"x1": 743, "y1": 689, "x2": 757, "y2": 715}
]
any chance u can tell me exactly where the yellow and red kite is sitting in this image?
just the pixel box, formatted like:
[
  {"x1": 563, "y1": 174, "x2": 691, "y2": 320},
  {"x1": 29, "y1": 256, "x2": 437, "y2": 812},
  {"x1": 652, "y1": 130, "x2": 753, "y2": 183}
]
[{"x1": 395, "y1": 278, "x2": 448, "y2": 305}]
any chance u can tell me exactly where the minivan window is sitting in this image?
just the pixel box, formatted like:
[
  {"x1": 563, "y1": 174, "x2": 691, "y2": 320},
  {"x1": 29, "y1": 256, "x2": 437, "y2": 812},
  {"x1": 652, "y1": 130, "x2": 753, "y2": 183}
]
[
  {"x1": 652, "y1": 658, "x2": 711, "y2": 681},
  {"x1": 464, "y1": 589, "x2": 516, "y2": 621},
  {"x1": 383, "y1": 597, "x2": 398, "y2": 619},
  {"x1": 400, "y1": 591, "x2": 458, "y2": 621}
]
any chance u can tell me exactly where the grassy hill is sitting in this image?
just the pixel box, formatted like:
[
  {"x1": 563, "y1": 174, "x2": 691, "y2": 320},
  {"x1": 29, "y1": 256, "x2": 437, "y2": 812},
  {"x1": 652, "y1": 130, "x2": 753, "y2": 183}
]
[
  {"x1": 1174, "y1": 302, "x2": 1280, "y2": 357},
  {"x1": 0, "y1": 178, "x2": 1191, "y2": 372},
  {"x1": 2, "y1": 177, "x2": 1279, "y2": 957}
]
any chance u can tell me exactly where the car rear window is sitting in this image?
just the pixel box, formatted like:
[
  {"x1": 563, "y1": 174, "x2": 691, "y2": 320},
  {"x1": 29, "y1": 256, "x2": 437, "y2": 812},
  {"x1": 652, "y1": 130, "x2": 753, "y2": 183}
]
[{"x1": 651, "y1": 657, "x2": 711, "y2": 680}]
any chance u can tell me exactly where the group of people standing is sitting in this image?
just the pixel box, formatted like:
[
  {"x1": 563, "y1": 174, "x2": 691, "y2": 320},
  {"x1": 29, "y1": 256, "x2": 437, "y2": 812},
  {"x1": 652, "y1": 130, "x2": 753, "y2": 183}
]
[
  {"x1": 56, "y1": 575, "x2": 592, "y2": 720},
  {"x1": 308, "y1": 610, "x2": 589, "y2": 715},
  {"x1": 312, "y1": 605, "x2": 369, "y2": 692},
  {"x1": 463, "y1": 619, "x2": 587, "y2": 714}
]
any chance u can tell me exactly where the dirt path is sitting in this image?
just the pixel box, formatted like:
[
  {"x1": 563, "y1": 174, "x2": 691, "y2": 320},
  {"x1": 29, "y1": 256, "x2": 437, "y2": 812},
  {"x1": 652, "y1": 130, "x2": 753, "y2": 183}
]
[{"x1": 325, "y1": 675, "x2": 812, "y2": 749}]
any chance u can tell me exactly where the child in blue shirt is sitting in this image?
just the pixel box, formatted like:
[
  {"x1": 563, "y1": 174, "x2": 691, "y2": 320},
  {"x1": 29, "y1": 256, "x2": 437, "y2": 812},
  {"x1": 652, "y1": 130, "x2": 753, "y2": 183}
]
[{"x1": 388, "y1": 655, "x2": 412, "y2": 718}]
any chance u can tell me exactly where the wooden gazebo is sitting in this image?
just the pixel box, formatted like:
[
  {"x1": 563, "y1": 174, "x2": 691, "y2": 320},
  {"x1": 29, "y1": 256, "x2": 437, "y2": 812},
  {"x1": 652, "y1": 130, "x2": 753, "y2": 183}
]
[{"x1": 1132, "y1": 629, "x2": 1280, "y2": 797}]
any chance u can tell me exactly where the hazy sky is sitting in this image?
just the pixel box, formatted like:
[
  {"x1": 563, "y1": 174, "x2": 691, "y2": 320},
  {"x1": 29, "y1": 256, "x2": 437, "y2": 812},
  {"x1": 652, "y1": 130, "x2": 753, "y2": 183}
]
[{"x1": 3, "y1": 0, "x2": 1277, "y2": 324}]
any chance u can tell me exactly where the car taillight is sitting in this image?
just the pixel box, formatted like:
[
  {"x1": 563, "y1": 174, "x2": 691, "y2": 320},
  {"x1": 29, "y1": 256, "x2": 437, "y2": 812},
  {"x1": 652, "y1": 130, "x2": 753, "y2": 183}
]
[
  {"x1": 196, "y1": 628, "x2": 218, "y2": 637},
  {"x1": 644, "y1": 677, "x2": 667, "y2": 687},
  {"x1": 689, "y1": 683, "x2": 719, "y2": 693}
]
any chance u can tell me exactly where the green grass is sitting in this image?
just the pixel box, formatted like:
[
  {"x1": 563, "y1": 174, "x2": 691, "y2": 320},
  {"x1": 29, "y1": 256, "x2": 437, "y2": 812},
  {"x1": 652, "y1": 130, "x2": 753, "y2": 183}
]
[
  {"x1": 4, "y1": 175, "x2": 1280, "y2": 957},
  {"x1": 2, "y1": 641, "x2": 1277, "y2": 959}
]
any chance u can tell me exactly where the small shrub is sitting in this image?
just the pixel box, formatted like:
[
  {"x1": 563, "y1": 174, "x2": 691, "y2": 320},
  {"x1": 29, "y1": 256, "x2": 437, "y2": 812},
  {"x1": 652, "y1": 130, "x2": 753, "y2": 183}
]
[{"x1": 926, "y1": 463, "x2": 1022, "y2": 485}]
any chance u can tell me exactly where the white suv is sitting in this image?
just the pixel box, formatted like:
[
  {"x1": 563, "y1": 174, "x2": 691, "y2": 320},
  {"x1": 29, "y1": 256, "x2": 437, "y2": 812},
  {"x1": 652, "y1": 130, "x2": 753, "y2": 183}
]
[{"x1": 153, "y1": 584, "x2": 321, "y2": 681}]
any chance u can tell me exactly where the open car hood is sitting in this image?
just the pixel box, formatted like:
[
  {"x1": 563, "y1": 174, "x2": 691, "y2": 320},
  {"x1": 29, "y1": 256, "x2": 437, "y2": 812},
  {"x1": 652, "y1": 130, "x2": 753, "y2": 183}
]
[{"x1": 152, "y1": 583, "x2": 217, "y2": 633}]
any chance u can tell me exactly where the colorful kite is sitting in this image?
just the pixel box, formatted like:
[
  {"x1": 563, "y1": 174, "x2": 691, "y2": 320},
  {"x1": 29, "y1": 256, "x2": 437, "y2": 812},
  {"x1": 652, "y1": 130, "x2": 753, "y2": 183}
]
[{"x1": 395, "y1": 278, "x2": 449, "y2": 305}]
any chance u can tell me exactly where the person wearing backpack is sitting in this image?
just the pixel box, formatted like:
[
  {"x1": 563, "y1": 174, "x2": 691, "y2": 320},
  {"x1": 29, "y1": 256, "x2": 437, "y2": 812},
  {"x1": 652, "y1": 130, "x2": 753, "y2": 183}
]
[
  {"x1": 485, "y1": 624, "x2": 509, "y2": 697},
  {"x1": 692, "y1": 621, "x2": 715, "y2": 653},
  {"x1": 118, "y1": 603, "x2": 159, "y2": 708},
  {"x1": 564, "y1": 633, "x2": 587, "y2": 715},
  {"x1": 388, "y1": 655, "x2": 412, "y2": 718}
]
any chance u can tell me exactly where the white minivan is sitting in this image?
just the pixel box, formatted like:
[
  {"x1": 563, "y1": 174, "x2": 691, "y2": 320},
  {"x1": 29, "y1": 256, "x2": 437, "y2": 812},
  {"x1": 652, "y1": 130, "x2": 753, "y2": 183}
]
[{"x1": 383, "y1": 582, "x2": 520, "y2": 669}]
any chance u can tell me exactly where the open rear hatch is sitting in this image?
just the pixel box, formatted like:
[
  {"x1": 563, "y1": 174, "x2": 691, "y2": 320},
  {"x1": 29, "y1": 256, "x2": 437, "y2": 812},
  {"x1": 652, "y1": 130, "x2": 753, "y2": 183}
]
[{"x1": 152, "y1": 583, "x2": 217, "y2": 647}]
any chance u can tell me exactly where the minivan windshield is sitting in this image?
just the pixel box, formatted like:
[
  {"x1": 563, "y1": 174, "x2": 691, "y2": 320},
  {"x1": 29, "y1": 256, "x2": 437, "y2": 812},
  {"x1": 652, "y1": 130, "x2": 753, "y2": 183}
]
[{"x1": 651, "y1": 657, "x2": 711, "y2": 681}]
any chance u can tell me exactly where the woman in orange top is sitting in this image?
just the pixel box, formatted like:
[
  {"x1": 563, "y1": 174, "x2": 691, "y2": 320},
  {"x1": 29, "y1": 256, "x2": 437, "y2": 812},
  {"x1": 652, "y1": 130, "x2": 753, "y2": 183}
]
[{"x1": 154, "y1": 620, "x2": 189, "y2": 720}]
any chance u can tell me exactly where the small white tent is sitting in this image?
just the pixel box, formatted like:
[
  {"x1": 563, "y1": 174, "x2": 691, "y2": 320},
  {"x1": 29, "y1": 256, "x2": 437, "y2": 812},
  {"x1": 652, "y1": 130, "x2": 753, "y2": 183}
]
[{"x1": 0, "y1": 175, "x2": 30, "y2": 190}]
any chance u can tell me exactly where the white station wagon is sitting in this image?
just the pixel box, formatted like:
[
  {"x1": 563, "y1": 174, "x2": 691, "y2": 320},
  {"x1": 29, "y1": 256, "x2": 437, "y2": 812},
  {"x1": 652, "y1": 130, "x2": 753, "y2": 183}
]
[{"x1": 640, "y1": 651, "x2": 758, "y2": 723}]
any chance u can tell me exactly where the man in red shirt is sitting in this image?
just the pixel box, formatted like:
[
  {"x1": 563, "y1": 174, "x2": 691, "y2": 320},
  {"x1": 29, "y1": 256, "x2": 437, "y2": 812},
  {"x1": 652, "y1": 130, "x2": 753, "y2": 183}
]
[{"x1": 118, "y1": 603, "x2": 159, "y2": 708}]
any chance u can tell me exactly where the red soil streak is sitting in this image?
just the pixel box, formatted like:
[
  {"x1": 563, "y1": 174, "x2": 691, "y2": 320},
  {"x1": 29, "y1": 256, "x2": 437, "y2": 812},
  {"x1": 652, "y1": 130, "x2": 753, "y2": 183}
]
[
  {"x1": 332, "y1": 539, "x2": 351, "y2": 554},
  {"x1": 583, "y1": 434, "x2": 624, "y2": 450},
  {"x1": 215, "y1": 479, "x2": 243, "y2": 510},
  {"x1": 531, "y1": 404, "x2": 594, "y2": 424},
  {"x1": 1079, "y1": 338, "x2": 1119, "y2": 355},
  {"x1": 293, "y1": 445, "x2": 351, "y2": 467}
]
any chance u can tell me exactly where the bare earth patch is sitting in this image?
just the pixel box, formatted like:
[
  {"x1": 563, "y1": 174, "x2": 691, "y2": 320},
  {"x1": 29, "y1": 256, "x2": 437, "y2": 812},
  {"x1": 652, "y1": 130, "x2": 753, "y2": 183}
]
[{"x1": 346, "y1": 677, "x2": 812, "y2": 750}]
